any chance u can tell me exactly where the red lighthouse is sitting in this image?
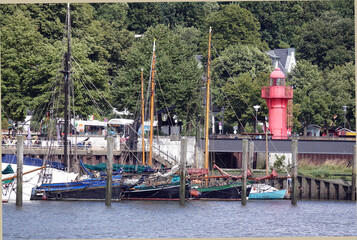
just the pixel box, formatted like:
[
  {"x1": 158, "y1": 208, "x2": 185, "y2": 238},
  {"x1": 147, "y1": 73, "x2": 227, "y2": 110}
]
[{"x1": 262, "y1": 68, "x2": 293, "y2": 139}]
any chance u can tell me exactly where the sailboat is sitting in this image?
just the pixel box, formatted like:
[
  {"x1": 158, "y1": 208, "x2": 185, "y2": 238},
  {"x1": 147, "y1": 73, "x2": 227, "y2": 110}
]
[
  {"x1": 29, "y1": 4, "x2": 130, "y2": 201},
  {"x1": 188, "y1": 27, "x2": 251, "y2": 200},
  {"x1": 212, "y1": 163, "x2": 288, "y2": 200},
  {"x1": 2, "y1": 154, "x2": 77, "y2": 202},
  {"x1": 121, "y1": 39, "x2": 189, "y2": 201}
]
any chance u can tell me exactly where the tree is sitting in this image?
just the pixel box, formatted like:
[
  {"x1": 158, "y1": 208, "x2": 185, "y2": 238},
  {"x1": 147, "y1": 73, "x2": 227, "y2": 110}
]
[
  {"x1": 1, "y1": 9, "x2": 58, "y2": 123},
  {"x1": 210, "y1": 44, "x2": 272, "y2": 132},
  {"x1": 112, "y1": 24, "x2": 203, "y2": 131},
  {"x1": 293, "y1": 11, "x2": 354, "y2": 70},
  {"x1": 323, "y1": 62, "x2": 355, "y2": 130},
  {"x1": 203, "y1": 4, "x2": 267, "y2": 53},
  {"x1": 288, "y1": 60, "x2": 331, "y2": 134},
  {"x1": 240, "y1": 1, "x2": 332, "y2": 49}
]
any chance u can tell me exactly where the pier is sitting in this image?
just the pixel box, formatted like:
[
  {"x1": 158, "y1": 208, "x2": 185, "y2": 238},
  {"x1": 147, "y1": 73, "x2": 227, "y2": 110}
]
[{"x1": 2, "y1": 135, "x2": 356, "y2": 201}]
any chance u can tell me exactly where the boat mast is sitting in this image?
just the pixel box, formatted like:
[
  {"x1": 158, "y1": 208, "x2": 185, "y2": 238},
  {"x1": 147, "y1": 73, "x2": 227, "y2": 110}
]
[
  {"x1": 141, "y1": 68, "x2": 145, "y2": 165},
  {"x1": 204, "y1": 27, "x2": 212, "y2": 176},
  {"x1": 265, "y1": 119, "x2": 269, "y2": 176},
  {"x1": 148, "y1": 39, "x2": 156, "y2": 167},
  {"x1": 63, "y1": 3, "x2": 71, "y2": 172}
]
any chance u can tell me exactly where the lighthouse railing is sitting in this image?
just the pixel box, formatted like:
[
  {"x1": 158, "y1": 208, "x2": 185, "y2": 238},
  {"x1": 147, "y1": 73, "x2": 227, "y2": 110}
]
[{"x1": 261, "y1": 86, "x2": 293, "y2": 99}]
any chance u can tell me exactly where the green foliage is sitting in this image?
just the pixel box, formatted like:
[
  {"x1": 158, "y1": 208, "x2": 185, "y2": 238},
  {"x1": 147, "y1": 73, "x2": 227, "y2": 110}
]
[
  {"x1": 298, "y1": 162, "x2": 352, "y2": 180},
  {"x1": 271, "y1": 154, "x2": 288, "y2": 173},
  {"x1": 288, "y1": 60, "x2": 330, "y2": 132},
  {"x1": 211, "y1": 45, "x2": 272, "y2": 132},
  {"x1": 240, "y1": 1, "x2": 332, "y2": 49},
  {"x1": 112, "y1": 24, "x2": 203, "y2": 129},
  {"x1": 1, "y1": 8, "x2": 58, "y2": 122},
  {"x1": 0, "y1": 2, "x2": 354, "y2": 133},
  {"x1": 288, "y1": 60, "x2": 355, "y2": 134},
  {"x1": 293, "y1": 11, "x2": 354, "y2": 70},
  {"x1": 204, "y1": 4, "x2": 266, "y2": 53}
]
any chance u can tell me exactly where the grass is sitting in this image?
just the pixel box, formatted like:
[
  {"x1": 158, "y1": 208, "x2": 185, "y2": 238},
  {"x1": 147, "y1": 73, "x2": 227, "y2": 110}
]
[{"x1": 297, "y1": 160, "x2": 352, "y2": 181}]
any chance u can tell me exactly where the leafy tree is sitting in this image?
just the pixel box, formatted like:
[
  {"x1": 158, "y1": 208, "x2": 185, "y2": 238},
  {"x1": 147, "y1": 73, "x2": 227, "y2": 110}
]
[
  {"x1": 210, "y1": 44, "x2": 272, "y2": 132},
  {"x1": 203, "y1": 4, "x2": 267, "y2": 53},
  {"x1": 113, "y1": 24, "x2": 203, "y2": 131},
  {"x1": 323, "y1": 62, "x2": 355, "y2": 130},
  {"x1": 93, "y1": 3, "x2": 129, "y2": 28},
  {"x1": 127, "y1": 3, "x2": 162, "y2": 33},
  {"x1": 211, "y1": 44, "x2": 272, "y2": 81},
  {"x1": 173, "y1": 26, "x2": 202, "y2": 55},
  {"x1": 215, "y1": 72, "x2": 268, "y2": 133},
  {"x1": 1, "y1": 9, "x2": 58, "y2": 123},
  {"x1": 293, "y1": 11, "x2": 354, "y2": 70},
  {"x1": 288, "y1": 60, "x2": 332, "y2": 134},
  {"x1": 240, "y1": 1, "x2": 332, "y2": 49}
]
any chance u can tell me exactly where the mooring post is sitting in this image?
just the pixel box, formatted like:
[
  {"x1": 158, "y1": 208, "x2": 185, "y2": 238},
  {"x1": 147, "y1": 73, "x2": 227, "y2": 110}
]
[
  {"x1": 105, "y1": 136, "x2": 113, "y2": 206},
  {"x1": 291, "y1": 139, "x2": 298, "y2": 205},
  {"x1": 180, "y1": 137, "x2": 187, "y2": 206},
  {"x1": 242, "y1": 139, "x2": 248, "y2": 206},
  {"x1": 352, "y1": 145, "x2": 356, "y2": 201},
  {"x1": 249, "y1": 141, "x2": 254, "y2": 170},
  {"x1": 16, "y1": 134, "x2": 24, "y2": 206}
]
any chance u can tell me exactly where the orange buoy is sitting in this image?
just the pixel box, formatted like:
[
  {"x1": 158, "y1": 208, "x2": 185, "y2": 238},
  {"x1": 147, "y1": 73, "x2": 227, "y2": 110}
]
[
  {"x1": 190, "y1": 189, "x2": 201, "y2": 197},
  {"x1": 41, "y1": 193, "x2": 47, "y2": 200}
]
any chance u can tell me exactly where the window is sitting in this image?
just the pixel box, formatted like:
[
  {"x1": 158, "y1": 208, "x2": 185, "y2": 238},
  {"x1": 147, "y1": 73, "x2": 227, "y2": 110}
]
[{"x1": 270, "y1": 78, "x2": 274, "y2": 86}]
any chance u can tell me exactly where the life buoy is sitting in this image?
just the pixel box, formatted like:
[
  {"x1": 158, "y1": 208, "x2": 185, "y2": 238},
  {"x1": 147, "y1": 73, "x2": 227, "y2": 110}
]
[
  {"x1": 56, "y1": 192, "x2": 62, "y2": 200},
  {"x1": 190, "y1": 189, "x2": 201, "y2": 197}
]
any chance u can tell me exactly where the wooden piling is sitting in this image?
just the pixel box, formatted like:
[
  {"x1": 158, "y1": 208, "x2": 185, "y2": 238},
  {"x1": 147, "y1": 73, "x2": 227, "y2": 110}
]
[
  {"x1": 338, "y1": 185, "x2": 347, "y2": 200},
  {"x1": 249, "y1": 141, "x2": 254, "y2": 170},
  {"x1": 320, "y1": 180, "x2": 328, "y2": 199},
  {"x1": 241, "y1": 139, "x2": 248, "y2": 206},
  {"x1": 180, "y1": 137, "x2": 187, "y2": 206},
  {"x1": 16, "y1": 134, "x2": 24, "y2": 206},
  {"x1": 329, "y1": 183, "x2": 337, "y2": 200},
  {"x1": 301, "y1": 177, "x2": 309, "y2": 199},
  {"x1": 291, "y1": 139, "x2": 298, "y2": 205},
  {"x1": 352, "y1": 145, "x2": 356, "y2": 201},
  {"x1": 0, "y1": 63, "x2": 2, "y2": 235},
  {"x1": 310, "y1": 179, "x2": 318, "y2": 199},
  {"x1": 105, "y1": 136, "x2": 113, "y2": 206}
]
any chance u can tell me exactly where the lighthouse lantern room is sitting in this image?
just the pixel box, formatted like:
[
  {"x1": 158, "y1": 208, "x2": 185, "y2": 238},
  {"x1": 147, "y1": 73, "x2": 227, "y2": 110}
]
[{"x1": 261, "y1": 68, "x2": 293, "y2": 139}]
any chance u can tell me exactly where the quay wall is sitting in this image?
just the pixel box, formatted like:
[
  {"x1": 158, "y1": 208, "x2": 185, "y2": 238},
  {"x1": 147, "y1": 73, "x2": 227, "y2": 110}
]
[{"x1": 2, "y1": 136, "x2": 354, "y2": 168}]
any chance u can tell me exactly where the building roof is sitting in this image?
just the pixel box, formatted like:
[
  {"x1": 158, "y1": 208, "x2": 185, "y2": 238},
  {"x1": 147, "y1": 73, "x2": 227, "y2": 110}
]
[{"x1": 266, "y1": 48, "x2": 296, "y2": 75}]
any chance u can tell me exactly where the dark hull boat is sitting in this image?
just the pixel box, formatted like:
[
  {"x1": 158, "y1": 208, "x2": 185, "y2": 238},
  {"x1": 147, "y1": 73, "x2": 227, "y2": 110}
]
[
  {"x1": 190, "y1": 182, "x2": 251, "y2": 201},
  {"x1": 122, "y1": 182, "x2": 190, "y2": 201},
  {"x1": 30, "y1": 175, "x2": 126, "y2": 201}
]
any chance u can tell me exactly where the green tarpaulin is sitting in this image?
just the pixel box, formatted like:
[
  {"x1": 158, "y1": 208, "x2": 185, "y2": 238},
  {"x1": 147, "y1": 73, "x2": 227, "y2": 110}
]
[
  {"x1": 83, "y1": 163, "x2": 151, "y2": 173},
  {"x1": 2, "y1": 164, "x2": 14, "y2": 174}
]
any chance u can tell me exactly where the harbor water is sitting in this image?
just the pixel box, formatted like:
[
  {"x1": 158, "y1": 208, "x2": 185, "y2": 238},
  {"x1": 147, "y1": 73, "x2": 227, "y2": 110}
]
[{"x1": 2, "y1": 200, "x2": 357, "y2": 239}]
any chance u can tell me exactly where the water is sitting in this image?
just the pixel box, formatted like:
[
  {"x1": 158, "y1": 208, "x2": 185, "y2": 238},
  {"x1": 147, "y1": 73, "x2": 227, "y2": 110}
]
[{"x1": 3, "y1": 200, "x2": 357, "y2": 239}]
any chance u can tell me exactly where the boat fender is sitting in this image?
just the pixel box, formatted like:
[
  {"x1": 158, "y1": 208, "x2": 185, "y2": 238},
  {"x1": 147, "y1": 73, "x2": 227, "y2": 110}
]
[
  {"x1": 56, "y1": 192, "x2": 62, "y2": 200},
  {"x1": 41, "y1": 192, "x2": 47, "y2": 200},
  {"x1": 190, "y1": 189, "x2": 201, "y2": 197}
]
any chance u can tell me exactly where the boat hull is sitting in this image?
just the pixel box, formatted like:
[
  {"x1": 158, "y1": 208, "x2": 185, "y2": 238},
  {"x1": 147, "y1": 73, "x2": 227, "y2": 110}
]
[
  {"x1": 191, "y1": 183, "x2": 251, "y2": 201},
  {"x1": 30, "y1": 176, "x2": 125, "y2": 201},
  {"x1": 2, "y1": 163, "x2": 78, "y2": 202},
  {"x1": 249, "y1": 189, "x2": 287, "y2": 200},
  {"x1": 122, "y1": 183, "x2": 189, "y2": 201},
  {"x1": 30, "y1": 185, "x2": 124, "y2": 201}
]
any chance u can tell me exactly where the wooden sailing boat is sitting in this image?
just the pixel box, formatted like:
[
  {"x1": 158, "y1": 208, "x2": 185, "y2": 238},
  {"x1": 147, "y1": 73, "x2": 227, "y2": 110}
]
[
  {"x1": 1, "y1": 4, "x2": 78, "y2": 202},
  {"x1": 121, "y1": 39, "x2": 190, "y2": 200},
  {"x1": 189, "y1": 27, "x2": 251, "y2": 200},
  {"x1": 29, "y1": 4, "x2": 129, "y2": 201}
]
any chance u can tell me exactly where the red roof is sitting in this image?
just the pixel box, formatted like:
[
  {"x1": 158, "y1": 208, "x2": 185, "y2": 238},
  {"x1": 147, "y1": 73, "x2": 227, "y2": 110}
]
[{"x1": 270, "y1": 68, "x2": 285, "y2": 79}]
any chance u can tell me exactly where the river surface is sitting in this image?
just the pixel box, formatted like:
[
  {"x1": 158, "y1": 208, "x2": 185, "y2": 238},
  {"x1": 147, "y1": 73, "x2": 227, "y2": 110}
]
[{"x1": 2, "y1": 200, "x2": 357, "y2": 239}]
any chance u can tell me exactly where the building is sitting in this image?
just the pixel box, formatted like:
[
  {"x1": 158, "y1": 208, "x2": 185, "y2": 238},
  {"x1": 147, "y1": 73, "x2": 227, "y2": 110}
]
[{"x1": 266, "y1": 48, "x2": 296, "y2": 75}]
